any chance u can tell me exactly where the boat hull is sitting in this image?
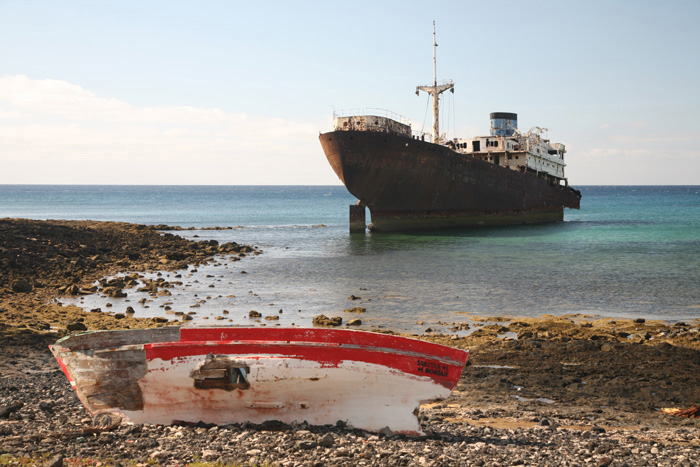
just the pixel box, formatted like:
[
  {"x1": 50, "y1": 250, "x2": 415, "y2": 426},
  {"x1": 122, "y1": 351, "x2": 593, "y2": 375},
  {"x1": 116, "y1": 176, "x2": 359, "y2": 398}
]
[
  {"x1": 50, "y1": 327, "x2": 469, "y2": 434},
  {"x1": 319, "y1": 130, "x2": 581, "y2": 231}
]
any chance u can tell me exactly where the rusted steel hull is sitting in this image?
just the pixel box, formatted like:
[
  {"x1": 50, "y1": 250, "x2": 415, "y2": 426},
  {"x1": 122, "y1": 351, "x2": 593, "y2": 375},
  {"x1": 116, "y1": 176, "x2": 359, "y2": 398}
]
[
  {"x1": 319, "y1": 130, "x2": 581, "y2": 231},
  {"x1": 50, "y1": 327, "x2": 469, "y2": 434}
]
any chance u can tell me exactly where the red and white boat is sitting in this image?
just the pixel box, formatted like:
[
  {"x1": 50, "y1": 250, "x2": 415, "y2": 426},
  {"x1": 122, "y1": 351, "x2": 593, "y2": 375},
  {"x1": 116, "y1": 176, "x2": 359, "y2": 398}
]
[{"x1": 50, "y1": 327, "x2": 469, "y2": 434}]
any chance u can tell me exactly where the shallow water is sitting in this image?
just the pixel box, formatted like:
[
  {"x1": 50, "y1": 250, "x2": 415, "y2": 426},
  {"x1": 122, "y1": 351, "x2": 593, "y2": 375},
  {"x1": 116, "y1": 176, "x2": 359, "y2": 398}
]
[{"x1": 2, "y1": 185, "x2": 699, "y2": 332}]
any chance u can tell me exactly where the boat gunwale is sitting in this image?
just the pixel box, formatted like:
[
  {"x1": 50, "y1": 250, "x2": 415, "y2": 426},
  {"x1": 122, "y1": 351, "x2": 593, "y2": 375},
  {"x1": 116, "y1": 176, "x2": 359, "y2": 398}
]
[{"x1": 50, "y1": 327, "x2": 469, "y2": 370}]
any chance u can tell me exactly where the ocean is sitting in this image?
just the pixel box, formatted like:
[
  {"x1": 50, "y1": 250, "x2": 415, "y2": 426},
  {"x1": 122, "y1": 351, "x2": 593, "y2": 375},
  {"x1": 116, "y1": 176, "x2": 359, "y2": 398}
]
[{"x1": 1, "y1": 185, "x2": 699, "y2": 333}]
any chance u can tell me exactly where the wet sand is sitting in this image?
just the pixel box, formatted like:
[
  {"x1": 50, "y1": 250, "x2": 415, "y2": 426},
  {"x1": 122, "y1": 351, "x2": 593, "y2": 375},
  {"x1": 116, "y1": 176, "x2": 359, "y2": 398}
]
[{"x1": 1, "y1": 219, "x2": 699, "y2": 466}]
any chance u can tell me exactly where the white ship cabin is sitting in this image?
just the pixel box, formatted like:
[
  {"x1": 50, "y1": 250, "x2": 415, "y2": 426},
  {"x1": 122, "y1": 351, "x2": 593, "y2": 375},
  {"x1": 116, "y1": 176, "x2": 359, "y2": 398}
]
[{"x1": 450, "y1": 112, "x2": 569, "y2": 186}]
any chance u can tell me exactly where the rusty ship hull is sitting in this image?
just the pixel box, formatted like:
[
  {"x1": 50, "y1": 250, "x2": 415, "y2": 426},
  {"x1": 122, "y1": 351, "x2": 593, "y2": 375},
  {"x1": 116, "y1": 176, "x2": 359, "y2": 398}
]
[{"x1": 320, "y1": 130, "x2": 581, "y2": 232}]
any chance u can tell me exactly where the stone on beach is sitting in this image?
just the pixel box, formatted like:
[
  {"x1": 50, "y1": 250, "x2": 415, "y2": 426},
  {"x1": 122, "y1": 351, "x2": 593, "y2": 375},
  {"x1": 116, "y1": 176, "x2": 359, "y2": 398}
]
[
  {"x1": 102, "y1": 287, "x2": 127, "y2": 298},
  {"x1": 66, "y1": 322, "x2": 87, "y2": 331},
  {"x1": 11, "y1": 280, "x2": 32, "y2": 293},
  {"x1": 312, "y1": 314, "x2": 342, "y2": 326}
]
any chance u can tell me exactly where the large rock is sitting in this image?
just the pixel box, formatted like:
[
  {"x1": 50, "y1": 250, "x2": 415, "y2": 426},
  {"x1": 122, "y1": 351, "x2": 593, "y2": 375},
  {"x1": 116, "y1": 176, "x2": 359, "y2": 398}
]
[
  {"x1": 11, "y1": 280, "x2": 32, "y2": 293},
  {"x1": 66, "y1": 322, "x2": 87, "y2": 332}
]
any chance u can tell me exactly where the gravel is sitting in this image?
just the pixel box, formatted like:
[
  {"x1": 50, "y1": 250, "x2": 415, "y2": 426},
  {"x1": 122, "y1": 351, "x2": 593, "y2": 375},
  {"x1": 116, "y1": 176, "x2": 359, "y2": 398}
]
[{"x1": 1, "y1": 340, "x2": 698, "y2": 466}]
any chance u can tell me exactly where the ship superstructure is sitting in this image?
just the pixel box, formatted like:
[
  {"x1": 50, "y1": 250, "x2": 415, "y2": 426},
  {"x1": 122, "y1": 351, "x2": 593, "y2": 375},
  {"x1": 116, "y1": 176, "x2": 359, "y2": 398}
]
[{"x1": 452, "y1": 112, "x2": 570, "y2": 186}]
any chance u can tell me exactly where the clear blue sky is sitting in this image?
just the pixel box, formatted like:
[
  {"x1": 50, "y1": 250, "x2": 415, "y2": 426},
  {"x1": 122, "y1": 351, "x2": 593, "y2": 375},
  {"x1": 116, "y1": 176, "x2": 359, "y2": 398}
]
[{"x1": 1, "y1": 0, "x2": 698, "y2": 184}]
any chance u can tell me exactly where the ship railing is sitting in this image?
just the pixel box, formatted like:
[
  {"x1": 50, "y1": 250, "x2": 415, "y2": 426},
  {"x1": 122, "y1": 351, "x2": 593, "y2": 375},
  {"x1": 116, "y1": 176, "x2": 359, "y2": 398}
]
[
  {"x1": 417, "y1": 79, "x2": 455, "y2": 89},
  {"x1": 411, "y1": 130, "x2": 433, "y2": 143},
  {"x1": 333, "y1": 108, "x2": 412, "y2": 127}
]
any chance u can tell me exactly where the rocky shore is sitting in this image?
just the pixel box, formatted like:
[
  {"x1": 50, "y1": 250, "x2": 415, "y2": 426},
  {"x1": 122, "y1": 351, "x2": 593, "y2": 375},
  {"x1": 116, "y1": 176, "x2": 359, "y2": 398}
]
[{"x1": 1, "y1": 219, "x2": 699, "y2": 466}]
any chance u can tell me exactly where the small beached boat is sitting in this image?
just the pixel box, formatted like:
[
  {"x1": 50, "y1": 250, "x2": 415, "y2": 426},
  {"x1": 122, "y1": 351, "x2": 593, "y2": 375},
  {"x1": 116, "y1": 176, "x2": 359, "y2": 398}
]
[{"x1": 50, "y1": 327, "x2": 469, "y2": 434}]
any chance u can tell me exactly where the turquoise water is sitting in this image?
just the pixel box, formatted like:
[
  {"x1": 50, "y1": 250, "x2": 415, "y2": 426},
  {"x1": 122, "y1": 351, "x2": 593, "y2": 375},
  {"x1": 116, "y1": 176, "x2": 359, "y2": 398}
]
[{"x1": 1, "y1": 185, "x2": 699, "y2": 331}]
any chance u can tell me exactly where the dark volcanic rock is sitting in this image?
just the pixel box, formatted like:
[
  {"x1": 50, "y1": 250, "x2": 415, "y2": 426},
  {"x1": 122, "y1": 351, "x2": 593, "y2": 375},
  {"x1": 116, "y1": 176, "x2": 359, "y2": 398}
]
[
  {"x1": 0, "y1": 219, "x2": 259, "y2": 295},
  {"x1": 66, "y1": 322, "x2": 87, "y2": 332},
  {"x1": 11, "y1": 280, "x2": 32, "y2": 293},
  {"x1": 102, "y1": 287, "x2": 127, "y2": 298}
]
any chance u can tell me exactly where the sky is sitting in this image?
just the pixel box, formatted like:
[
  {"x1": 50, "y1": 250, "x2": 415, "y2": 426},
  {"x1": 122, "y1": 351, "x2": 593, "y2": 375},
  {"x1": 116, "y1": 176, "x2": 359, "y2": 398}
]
[{"x1": 1, "y1": 0, "x2": 699, "y2": 185}]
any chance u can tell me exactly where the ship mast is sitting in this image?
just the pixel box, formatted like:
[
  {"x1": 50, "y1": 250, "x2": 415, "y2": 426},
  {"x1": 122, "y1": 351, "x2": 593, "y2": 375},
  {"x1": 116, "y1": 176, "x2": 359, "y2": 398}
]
[{"x1": 416, "y1": 21, "x2": 454, "y2": 144}]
